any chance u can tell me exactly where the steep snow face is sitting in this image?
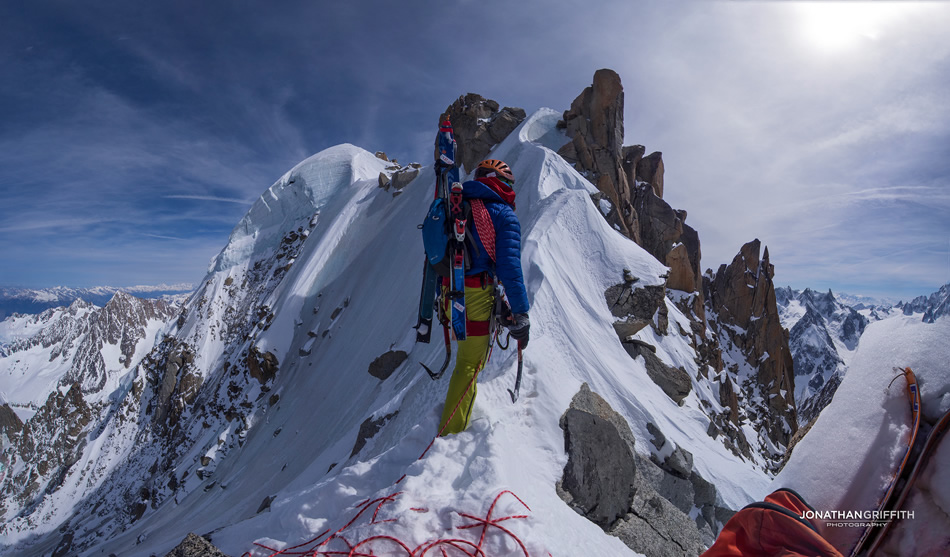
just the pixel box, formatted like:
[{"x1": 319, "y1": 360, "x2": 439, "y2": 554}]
[
  {"x1": 774, "y1": 315, "x2": 950, "y2": 554},
  {"x1": 210, "y1": 144, "x2": 385, "y2": 273},
  {"x1": 1, "y1": 110, "x2": 770, "y2": 556}
]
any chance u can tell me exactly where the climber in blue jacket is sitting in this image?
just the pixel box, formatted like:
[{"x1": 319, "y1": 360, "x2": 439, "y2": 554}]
[{"x1": 440, "y1": 159, "x2": 529, "y2": 434}]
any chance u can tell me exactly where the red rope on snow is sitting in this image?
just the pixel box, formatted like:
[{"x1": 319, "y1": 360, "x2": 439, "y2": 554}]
[
  {"x1": 242, "y1": 354, "x2": 539, "y2": 557},
  {"x1": 244, "y1": 491, "x2": 538, "y2": 557}
]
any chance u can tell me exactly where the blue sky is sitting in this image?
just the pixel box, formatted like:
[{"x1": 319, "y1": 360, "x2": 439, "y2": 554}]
[{"x1": 0, "y1": 1, "x2": 947, "y2": 301}]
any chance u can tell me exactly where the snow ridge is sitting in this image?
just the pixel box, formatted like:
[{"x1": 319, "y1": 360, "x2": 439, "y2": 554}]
[{"x1": 0, "y1": 110, "x2": 889, "y2": 556}]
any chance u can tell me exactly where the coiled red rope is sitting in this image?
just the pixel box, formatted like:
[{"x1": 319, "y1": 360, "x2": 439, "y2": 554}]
[
  {"x1": 243, "y1": 357, "x2": 546, "y2": 557},
  {"x1": 245, "y1": 491, "x2": 536, "y2": 557}
]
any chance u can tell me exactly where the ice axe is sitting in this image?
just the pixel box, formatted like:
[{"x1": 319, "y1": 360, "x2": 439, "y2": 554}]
[{"x1": 508, "y1": 340, "x2": 524, "y2": 403}]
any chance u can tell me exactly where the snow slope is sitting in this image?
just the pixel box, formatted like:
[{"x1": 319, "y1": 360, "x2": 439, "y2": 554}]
[
  {"x1": 774, "y1": 314, "x2": 950, "y2": 554},
  {"x1": 2, "y1": 110, "x2": 769, "y2": 556},
  {"x1": 0, "y1": 297, "x2": 171, "y2": 407}
]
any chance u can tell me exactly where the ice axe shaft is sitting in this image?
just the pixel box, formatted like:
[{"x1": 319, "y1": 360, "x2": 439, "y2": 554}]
[{"x1": 508, "y1": 341, "x2": 524, "y2": 403}]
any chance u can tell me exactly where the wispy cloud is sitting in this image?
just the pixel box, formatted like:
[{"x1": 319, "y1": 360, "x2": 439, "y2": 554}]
[
  {"x1": 0, "y1": 0, "x2": 947, "y2": 298},
  {"x1": 164, "y1": 195, "x2": 253, "y2": 205}
]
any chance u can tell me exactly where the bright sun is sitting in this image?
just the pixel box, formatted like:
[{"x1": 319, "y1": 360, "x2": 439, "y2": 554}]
[{"x1": 794, "y1": 2, "x2": 908, "y2": 53}]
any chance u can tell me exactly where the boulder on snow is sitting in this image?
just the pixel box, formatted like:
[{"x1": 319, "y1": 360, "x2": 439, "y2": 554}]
[
  {"x1": 558, "y1": 384, "x2": 711, "y2": 555},
  {"x1": 390, "y1": 166, "x2": 420, "y2": 191},
  {"x1": 351, "y1": 411, "x2": 398, "y2": 458},
  {"x1": 559, "y1": 383, "x2": 639, "y2": 527},
  {"x1": 608, "y1": 487, "x2": 706, "y2": 557},
  {"x1": 164, "y1": 533, "x2": 229, "y2": 557},
  {"x1": 247, "y1": 348, "x2": 279, "y2": 385},
  {"x1": 367, "y1": 350, "x2": 408, "y2": 381},
  {"x1": 605, "y1": 280, "x2": 665, "y2": 340},
  {"x1": 622, "y1": 341, "x2": 692, "y2": 405}
]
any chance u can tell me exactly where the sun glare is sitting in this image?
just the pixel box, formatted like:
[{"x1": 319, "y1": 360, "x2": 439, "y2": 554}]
[{"x1": 795, "y1": 2, "x2": 909, "y2": 53}]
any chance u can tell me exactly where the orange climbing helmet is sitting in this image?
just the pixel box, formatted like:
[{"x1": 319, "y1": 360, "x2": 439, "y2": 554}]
[{"x1": 474, "y1": 159, "x2": 514, "y2": 184}]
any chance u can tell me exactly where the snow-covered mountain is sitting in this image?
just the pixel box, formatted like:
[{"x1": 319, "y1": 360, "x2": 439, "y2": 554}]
[
  {"x1": 776, "y1": 283, "x2": 949, "y2": 426},
  {"x1": 897, "y1": 282, "x2": 950, "y2": 323},
  {"x1": 0, "y1": 108, "x2": 791, "y2": 557},
  {"x1": 0, "y1": 293, "x2": 178, "y2": 414},
  {"x1": 775, "y1": 287, "x2": 870, "y2": 424},
  {"x1": 1, "y1": 84, "x2": 945, "y2": 555},
  {"x1": 0, "y1": 285, "x2": 193, "y2": 321}
]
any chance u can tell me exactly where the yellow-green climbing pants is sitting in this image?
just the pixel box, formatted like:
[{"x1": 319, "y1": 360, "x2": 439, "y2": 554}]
[{"x1": 439, "y1": 282, "x2": 493, "y2": 436}]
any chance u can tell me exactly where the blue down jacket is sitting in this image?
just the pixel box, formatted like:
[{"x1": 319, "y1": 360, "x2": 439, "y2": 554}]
[{"x1": 462, "y1": 179, "x2": 530, "y2": 315}]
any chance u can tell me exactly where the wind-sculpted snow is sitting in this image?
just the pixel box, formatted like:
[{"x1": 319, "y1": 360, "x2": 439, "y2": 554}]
[
  {"x1": 774, "y1": 316, "x2": 950, "y2": 554},
  {"x1": 211, "y1": 144, "x2": 387, "y2": 273}
]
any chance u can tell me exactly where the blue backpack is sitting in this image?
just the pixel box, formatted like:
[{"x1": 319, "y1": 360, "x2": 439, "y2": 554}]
[{"x1": 421, "y1": 197, "x2": 472, "y2": 278}]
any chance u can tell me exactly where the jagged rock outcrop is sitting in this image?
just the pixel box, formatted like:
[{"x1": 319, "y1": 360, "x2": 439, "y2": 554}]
[
  {"x1": 636, "y1": 151, "x2": 665, "y2": 198},
  {"x1": 605, "y1": 274, "x2": 666, "y2": 339},
  {"x1": 557, "y1": 69, "x2": 702, "y2": 295},
  {"x1": 164, "y1": 533, "x2": 230, "y2": 557},
  {"x1": 622, "y1": 341, "x2": 692, "y2": 405},
  {"x1": 4, "y1": 383, "x2": 93, "y2": 508},
  {"x1": 558, "y1": 384, "x2": 727, "y2": 555},
  {"x1": 704, "y1": 240, "x2": 797, "y2": 466},
  {"x1": 441, "y1": 93, "x2": 527, "y2": 173},
  {"x1": 0, "y1": 404, "x2": 23, "y2": 443},
  {"x1": 151, "y1": 341, "x2": 201, "y2": 428},
  {"x1": 557, "y1": 70, "x2": 802, "y2": 468},
  {"x1": 899, "y1": 282, "x2": 950, "y2": 323},
  {"x1": 558, "y1": 69, "x2": 638, "y2": 241}
]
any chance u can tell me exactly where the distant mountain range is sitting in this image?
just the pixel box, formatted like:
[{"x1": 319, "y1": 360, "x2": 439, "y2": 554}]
[
  {"x1": 0, "y1": 284, "x2": 193, "y2": 320},
  {"x1": 776, "y1": 282, "x2": 949, "y2": 425},
  {"x1": 897, "y1": 282, "x2": 950, "y2": 323}
]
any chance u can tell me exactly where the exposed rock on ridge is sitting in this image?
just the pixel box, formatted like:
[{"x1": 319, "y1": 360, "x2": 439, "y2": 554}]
[
  {"x1": 558, "y1": 384, "x2": 730, "y2": 555},
  {"x1": 557, "y1": 69, "x2": 702, "y2": 295},
  {"x1": 441, "y1": 93, "x2": 527, "y2": 174},
  {"x1": 164, "y1": 533, "x2": 230, "y2": 557},
  {"x1": 0, "y1": 404, "x2": 23, "y2": 443},
  {"x1": 2, "y1": 383, "x2": 93, "y2": 513},
  {"x1": 704, "y1": 239, "x2": 797, "y2": 468}
]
